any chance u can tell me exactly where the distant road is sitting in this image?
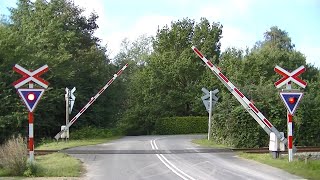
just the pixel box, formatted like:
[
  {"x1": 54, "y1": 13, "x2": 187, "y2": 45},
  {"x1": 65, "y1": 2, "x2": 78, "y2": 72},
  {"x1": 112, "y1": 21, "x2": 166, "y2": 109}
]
[{"x1": 65, "y1": 135, "x2": 303, "y2": 180}]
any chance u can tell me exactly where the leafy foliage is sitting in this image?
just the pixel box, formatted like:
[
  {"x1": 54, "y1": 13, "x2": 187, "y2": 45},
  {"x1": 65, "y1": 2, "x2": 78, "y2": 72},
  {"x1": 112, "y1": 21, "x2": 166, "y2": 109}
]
[
  {"x1": 0, "y1": 0, "x2": 123, "y2": 143},
  {"x1": 210, "y1": 27, "x2": 320, "y2": 147},
  {"x1": 118, "y1": 18, "x2": 222, "y2": 135},
  {"x1": 154, "y1": 116, "x2": 207, "y2": 135}
]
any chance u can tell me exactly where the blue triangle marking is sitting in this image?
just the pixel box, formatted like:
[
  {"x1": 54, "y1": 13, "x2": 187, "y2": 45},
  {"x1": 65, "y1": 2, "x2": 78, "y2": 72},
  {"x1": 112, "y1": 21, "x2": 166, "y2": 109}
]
[
  {"x1": 18, "y1": 89, "x2": 45, "y2": 112},
  {"x1": 279, "y1": 92, "x2": 303, "y2": 115}
]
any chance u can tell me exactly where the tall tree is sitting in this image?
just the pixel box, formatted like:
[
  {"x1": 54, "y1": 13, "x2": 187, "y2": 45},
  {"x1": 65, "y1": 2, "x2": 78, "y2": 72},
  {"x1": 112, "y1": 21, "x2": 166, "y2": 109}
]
[
  {"x1": 119, "y1": 18, "x2": 223, "y2": 135},
  {"x1": 0, "y1": 0, "x2": 116, "y2": 142}
]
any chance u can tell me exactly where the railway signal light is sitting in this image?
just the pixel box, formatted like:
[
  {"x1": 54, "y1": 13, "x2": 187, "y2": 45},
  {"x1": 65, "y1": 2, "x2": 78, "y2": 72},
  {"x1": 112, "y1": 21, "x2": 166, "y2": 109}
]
[{"x1": 288, "y1": 97, "x2": 296, "y2": 104}]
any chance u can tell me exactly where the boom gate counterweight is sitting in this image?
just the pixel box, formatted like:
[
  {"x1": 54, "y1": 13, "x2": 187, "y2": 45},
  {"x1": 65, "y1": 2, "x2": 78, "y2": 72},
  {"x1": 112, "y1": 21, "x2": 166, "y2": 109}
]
[
  {"x1": 191, "y1": 46, "x2": 296, "y2": 151},
  {"x1": 54, "y1": 64, "x2": 129, "y2": 140}
]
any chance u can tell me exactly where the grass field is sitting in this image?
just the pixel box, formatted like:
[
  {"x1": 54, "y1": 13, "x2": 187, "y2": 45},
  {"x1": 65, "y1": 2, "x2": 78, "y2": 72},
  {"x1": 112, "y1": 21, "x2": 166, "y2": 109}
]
[{"x1": 193, "y1": 138, "x2": 320, "y2": 180}]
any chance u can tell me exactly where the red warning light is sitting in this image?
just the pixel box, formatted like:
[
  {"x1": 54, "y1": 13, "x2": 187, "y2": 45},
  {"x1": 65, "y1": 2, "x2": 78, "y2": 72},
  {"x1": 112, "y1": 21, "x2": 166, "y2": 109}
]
[
  {"x1": 288, "y1": 97, "x2": 296, "y2": 104},
  {"x1": 27, "y1": 93, "x2": 35, "y2": 101}
]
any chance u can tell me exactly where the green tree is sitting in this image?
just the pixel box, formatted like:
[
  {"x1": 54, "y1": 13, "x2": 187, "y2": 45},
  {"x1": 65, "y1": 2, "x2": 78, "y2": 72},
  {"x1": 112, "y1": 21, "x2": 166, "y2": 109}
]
[
  {"x1": 210, "y1": 26, "x2": 320, "y2": 147},
  {"x1": 120, "y1": 18, "x2": 223, "y2": 135},
  {"x1": 0, "y1": 0, "x2": 118, "y2": 142}
]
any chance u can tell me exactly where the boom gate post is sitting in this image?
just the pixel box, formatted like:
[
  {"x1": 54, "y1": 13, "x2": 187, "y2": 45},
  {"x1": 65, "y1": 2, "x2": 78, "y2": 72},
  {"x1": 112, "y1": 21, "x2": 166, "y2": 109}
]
[
  {"x1": 54, "y1": 64, "x2": 128, "y2": 140},
  {"x1": 192, "y1": 46, "x2": 296, "y2": 151}
]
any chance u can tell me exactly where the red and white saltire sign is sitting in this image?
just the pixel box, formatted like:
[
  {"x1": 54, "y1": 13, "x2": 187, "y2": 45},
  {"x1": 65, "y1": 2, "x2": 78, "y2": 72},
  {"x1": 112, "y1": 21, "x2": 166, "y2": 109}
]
[
  {"x1": 12, "y1": 64, "x2": 49, "y2": 89},
  {"x1": 274, "y1": 65, "x2": 307, "y2": 89}
]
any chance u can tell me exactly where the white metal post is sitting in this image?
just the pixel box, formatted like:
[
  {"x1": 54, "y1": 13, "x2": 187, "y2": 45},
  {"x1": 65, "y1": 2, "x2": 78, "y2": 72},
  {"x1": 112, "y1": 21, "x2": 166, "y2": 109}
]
[
  {"x1": 208, "y1": 91, "x2": 213, "y2": 140},
  {"x1": 65, "y1": 88, "x2": 70, "y2": 140}
]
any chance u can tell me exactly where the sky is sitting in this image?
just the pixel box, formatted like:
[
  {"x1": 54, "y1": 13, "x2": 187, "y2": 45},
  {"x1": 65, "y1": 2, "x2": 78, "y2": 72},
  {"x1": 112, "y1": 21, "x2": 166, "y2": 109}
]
[{"x1": 1, "y1": 0, "x2": 319, "y2": 67}]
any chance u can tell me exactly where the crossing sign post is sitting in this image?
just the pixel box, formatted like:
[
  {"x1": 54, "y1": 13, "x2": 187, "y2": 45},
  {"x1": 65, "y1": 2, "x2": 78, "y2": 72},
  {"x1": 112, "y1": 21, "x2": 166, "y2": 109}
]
[
  {"x1": 274, "y1": 65, "x2": 307, "y2": 162},
  {"x1": 201, "y1": 88, "x2": 219, "y2": 140},
  {"x1": 64, "y1": 87, "x2": 76, "y2": 139},
  {"x1": 12, "y1": 64, "x2": 49, "y2": 163}
]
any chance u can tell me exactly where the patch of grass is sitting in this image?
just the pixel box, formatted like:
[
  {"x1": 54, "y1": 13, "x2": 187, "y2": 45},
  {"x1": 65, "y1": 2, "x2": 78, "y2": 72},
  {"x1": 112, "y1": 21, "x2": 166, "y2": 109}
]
[
  {"x1": 0, "y1": 135, "x2": 28, "y2": 176},
  {"x1": 0, "y1": 168, "x2": 10, "y2": 176},
  {"x1": 192, "y1": 138, "x2": 231, "y2": 148},
  {"x1": 36, "y1": 136, "x2": 121, "y2": 150},
  {"x1": 239, "y1": 153, "x2": 320, "y2": 180},
  {"x1": 35, "y1": 153, "x2": 83, "y2": 177}
]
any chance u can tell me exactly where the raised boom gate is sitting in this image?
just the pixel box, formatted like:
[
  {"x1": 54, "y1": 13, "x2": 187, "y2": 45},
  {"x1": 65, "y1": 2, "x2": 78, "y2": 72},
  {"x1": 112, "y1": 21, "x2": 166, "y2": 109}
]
[
  {"x1": 191, "y1": 46, "x2": 295, "y2": 151},
  {"x1": 54, "y1": 64, "x2": 129, "y2": 140}
]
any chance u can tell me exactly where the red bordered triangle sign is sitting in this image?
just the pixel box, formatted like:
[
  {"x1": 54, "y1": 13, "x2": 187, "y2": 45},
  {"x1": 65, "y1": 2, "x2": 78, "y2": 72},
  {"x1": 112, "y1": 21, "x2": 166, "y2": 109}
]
[{"x1": 17, "y1": 89, "x2": 45, "y2": 112}]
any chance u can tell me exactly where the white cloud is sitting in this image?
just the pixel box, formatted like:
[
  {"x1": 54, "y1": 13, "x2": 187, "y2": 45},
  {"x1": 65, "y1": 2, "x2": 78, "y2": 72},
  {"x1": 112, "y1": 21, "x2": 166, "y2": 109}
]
[
  {"x1": 297, "y1": 46, "x2": 320, "y2": 67},
  {"x1": 220, "y1": 25, "x2": 255, "y2": 51},
  {"x1": 197, "y1": 0, "x2": 253, "y2": 21},
  {"x1": 104, "y1": 15, "x2": 174, "y2": 57},
  {"x1": 73, "y1": 0, "x2": 110, "y2": 43},
  {"x1": 72, "y1": 0, "x2": 319, "y2": 67}
]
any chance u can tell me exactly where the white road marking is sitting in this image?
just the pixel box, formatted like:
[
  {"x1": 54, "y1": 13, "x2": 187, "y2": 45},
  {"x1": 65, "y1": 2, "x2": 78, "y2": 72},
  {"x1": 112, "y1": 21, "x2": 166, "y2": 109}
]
[{"x1": 150, "y1": 139, "x2": 195, "y2": 180}]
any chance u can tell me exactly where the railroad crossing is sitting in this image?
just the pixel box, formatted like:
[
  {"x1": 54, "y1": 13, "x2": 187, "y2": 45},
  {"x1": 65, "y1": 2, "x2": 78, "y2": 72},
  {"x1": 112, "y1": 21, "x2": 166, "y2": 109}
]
[{"x1": 191, "y1": 46, "x2": 295, "y2": 151}]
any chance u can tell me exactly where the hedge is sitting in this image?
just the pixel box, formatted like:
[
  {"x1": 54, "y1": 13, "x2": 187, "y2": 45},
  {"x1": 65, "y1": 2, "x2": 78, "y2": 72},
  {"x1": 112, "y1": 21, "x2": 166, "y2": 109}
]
[{"x1": 154, "y1": 116, "x2": 207, "y2": 135}]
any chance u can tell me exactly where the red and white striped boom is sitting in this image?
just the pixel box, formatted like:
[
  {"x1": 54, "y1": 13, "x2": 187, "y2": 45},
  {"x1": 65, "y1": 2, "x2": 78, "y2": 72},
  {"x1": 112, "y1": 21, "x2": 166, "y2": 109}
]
[
  {"x1": 54, "y1": 64, "x2": 129, "y2": 140},
  {"x1": 192, "y1": 46, "x2": 295, "y2": 150}
]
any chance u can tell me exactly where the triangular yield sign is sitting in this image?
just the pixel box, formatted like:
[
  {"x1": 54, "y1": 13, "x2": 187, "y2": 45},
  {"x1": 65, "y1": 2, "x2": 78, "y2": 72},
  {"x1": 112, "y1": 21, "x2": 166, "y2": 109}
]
[
  {"x1": 17, "y1": 89, "x2": 45, "y2": 112},
  {"x1": 279, "y1": 92, "x2": 303, "y2": 115}
]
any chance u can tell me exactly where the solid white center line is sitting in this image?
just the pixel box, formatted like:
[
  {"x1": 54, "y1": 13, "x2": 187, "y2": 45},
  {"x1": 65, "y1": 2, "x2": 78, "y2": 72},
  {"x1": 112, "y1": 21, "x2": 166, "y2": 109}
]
[{"x1": 150, "y1": 139, "x2": 195, "y2": 180}]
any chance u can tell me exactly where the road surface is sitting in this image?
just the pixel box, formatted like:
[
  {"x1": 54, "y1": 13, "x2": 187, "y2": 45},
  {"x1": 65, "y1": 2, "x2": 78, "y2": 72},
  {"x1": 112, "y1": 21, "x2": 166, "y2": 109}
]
[{"x1": 64, "y1": 135, "x2": 303, "y2": 180}]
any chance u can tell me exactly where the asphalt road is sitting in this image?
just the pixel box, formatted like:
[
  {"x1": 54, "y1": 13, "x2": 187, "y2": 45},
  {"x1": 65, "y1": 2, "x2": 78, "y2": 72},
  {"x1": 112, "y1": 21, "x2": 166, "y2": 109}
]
[{"x1": 65, "y1": 135, "x2": 303, "y2": 180}]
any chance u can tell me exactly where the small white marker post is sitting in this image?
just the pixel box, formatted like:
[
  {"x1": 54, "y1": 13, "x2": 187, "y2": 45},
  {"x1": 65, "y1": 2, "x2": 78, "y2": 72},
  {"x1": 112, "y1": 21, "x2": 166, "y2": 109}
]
[{"x1": 65, "y1": 88, "x2": 69, "y2": 140}]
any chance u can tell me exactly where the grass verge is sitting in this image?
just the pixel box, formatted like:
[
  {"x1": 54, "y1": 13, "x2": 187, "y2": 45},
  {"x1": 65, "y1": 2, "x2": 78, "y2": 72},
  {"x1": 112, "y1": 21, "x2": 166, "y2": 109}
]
[
  {"x1": 35, "y1": 152, "x2": 83, "y2": 177},
  {"x1": 239, "y1": 153, "x2": 320, "y2": 180},
  {"x1": 36, "y1": 136, "x2": 121, "y2": 150},
  {"x1": 0, "y1": 153, "x2": 82, "y2": 178},
  {"x1": 192, "y1": 138, "x2": 230, "y2": 148},
  {"x1": 0, "y1": 137, "x2": 120, "y2": 178}
]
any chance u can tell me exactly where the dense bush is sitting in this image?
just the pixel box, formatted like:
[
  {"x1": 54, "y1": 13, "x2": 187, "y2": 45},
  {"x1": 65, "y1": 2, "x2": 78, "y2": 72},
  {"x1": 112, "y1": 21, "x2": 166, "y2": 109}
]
[
  {"x1": 70, "y1": 127, "x2": 122, "y2": 139},
  {"x1": 0, "y1": 135, "x2": 27, "y2": 176},
  {"x1": 154, "y1": 116, "x2": 207, "y2": 135}
]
